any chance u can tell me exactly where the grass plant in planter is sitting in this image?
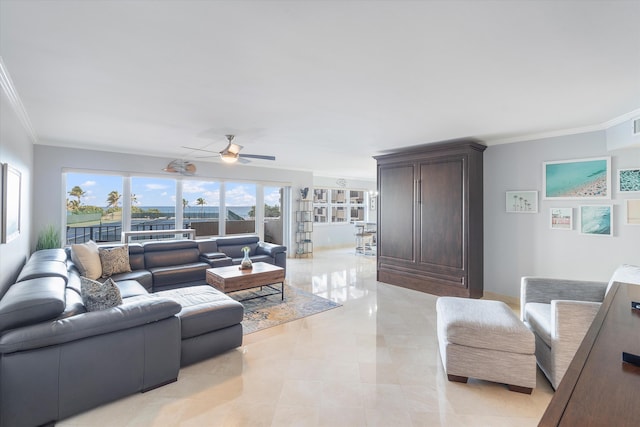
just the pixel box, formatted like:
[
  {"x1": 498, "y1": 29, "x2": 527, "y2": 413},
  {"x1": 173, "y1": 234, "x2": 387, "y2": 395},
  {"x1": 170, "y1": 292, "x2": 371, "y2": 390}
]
[{"x1": 36, "y1": 225, "x2": 61, "y2": 250}]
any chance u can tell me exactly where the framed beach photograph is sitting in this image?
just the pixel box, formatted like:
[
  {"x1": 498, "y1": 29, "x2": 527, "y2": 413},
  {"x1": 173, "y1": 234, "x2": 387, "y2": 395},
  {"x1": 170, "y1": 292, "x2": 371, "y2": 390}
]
[
  {"x1": 1, "y1": 163, "x2": 22, "y2": 243},
  {"x1": 550, "y1": 207, "x2": 572, "y2": 230},
  {"x1": 505, "y1": 190, "x2": 538, "y2": 213},
  {"x1": 626, "y1": 199, "x2": 640, "y2": 225},
  {"x1": 618, "y1": 168, "x2": 640, "y2": 192},
  {"x1": 579, "y1": 205, "x2": 612, "y2": 236},
  {"x1": 543, "y1": 157, "x2": 610, "y2": 200}
]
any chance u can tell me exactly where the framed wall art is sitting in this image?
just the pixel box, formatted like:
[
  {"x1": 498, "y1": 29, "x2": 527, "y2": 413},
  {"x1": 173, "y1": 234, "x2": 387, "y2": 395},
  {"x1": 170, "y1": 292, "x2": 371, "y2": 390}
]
[
  {"x1": 1, "y1": 163, "x2": 22, "y2": 243},
  {"x1": 579, "y1": 205, "x2": 612, "y2": 236},
  {"x1": 617, "y1": 168, "x2": 640, "y2": 193},
  {"x1": 543, "y1": 157, "x2": 610, "y2": 200},
  {"x1": 505, "y1": 190, "x2": 538, "y2": 213},
  {"x1": 626, "y1": 199, "x2": 640, "y2": 225},
  {"x1": 550, "y1": 207, "x2": 572, "y2": 230}
]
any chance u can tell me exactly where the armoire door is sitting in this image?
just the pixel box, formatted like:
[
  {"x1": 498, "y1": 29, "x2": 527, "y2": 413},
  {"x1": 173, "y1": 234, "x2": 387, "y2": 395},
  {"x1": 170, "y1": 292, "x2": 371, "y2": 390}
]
[
  {"x1": 378, "y1": 163, "x2": 415, "y2": 263},
  {"x1": 419, "y1": 156, "x2": 464, "y2": 275}
]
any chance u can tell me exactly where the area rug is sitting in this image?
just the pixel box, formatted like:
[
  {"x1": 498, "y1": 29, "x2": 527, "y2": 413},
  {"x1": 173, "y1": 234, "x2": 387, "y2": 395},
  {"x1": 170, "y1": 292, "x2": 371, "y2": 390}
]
[{"x1": 230, "y1": 284, "x2": 341, "y2": 334}]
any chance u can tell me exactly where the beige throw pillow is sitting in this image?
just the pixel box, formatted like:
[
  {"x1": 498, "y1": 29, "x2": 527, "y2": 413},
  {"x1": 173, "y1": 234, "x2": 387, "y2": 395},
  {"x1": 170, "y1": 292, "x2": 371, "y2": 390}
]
[
  {"x1": 99, "y1": 246, "x2": 132, "y2": 278},
  {"x1": 80, "y1": 276, "x2": 123, "y2": 311},
  {"x1": 71, "y1": 240, "x2": 102, "y2": 280}
]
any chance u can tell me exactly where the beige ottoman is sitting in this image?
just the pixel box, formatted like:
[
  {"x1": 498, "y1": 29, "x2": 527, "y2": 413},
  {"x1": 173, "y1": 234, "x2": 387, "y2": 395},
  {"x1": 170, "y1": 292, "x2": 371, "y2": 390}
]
[{"x1": 436, "y1": 297, "x2": 536, "y2": 394}]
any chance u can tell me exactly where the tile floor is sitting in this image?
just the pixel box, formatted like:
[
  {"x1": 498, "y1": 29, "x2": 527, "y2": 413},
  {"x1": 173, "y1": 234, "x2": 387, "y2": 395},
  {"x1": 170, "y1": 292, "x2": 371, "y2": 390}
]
[{"x1": 60, "y1": 248, "x2": 554, "y2": 426}]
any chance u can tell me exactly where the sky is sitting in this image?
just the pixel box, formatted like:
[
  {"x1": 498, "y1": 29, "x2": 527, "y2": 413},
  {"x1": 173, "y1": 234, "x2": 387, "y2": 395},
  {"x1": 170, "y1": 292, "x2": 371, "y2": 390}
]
[{"x1": 66, "y1": 173, "x2": 281, "y2": 207}]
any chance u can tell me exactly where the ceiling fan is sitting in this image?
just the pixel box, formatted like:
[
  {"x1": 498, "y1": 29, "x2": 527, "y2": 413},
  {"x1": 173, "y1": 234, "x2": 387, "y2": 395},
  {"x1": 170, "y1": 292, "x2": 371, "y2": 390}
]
[
  {"x1": 183, "y1": 135, "x2": 276, "y2": 164},
  {"x1": 162, "y1": 159, "x2": 196, "y2": 175}
]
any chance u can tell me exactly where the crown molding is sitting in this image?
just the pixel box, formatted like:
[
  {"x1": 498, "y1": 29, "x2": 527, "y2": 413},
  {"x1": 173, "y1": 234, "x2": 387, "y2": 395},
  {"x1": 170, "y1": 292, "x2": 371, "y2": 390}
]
[
  {"x1": 0, "y1": 56, "x2": 37, "y2": 143},
  {"x1": 601, "y1": 107, "x2": 640, "y2": 129},
  {"x1": 489, "y1": 108, "x2": 640, "y2": 146}
]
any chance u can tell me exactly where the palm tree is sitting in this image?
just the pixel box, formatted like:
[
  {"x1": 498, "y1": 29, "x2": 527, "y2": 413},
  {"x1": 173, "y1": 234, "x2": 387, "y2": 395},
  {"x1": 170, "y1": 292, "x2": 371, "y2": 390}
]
[
  {"x1": 107, "y1": 191, "x2": 121, "y2": 209},
  {"x1": 106, "y1": 191, "x2": 121, "y2": 219},
  {"x1": 182, "y1": 198, "x2": 189, "y2": 218},
  {"x1": 131, "y1": 193, "x2": 138, "y2": 205},
  {"x1": 69, "y1": 186, "x2": 86, "y2": 205},
  {"x1": 195, "y1": 197, "x2": 206, "y2": 218}
]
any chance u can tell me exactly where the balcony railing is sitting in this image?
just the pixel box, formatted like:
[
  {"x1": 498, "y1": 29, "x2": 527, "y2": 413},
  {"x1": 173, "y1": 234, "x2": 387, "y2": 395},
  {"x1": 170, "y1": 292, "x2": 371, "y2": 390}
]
[{"x1": 65, "y1": 219, "x2": 264, "y2": 244}]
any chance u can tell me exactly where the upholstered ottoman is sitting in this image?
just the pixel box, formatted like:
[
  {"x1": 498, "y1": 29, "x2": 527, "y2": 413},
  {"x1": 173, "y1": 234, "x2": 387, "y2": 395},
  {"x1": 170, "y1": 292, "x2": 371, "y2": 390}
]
[
  {"x1": 436, "y1": 297, "x2": 536, "y2": 394},
  {"x1": 155, "y1": 286, "x2": 244, "y2": 366}
]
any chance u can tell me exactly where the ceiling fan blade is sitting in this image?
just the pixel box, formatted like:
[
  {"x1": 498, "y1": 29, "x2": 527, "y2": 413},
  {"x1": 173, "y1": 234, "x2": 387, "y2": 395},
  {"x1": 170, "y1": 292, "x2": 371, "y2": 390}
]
[
  {"x1": 182, "y1": 146, "x2": 218, "y2": 154},
  {"x1": 239, "y1": 154, "x2": 276, "y2": 161}
]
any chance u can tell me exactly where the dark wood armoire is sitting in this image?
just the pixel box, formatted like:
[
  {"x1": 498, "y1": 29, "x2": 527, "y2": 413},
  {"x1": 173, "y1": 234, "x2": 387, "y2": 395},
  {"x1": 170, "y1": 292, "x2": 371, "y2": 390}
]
[{"x1": 374, "y1": 139, "x2": 486, "y2": 298}]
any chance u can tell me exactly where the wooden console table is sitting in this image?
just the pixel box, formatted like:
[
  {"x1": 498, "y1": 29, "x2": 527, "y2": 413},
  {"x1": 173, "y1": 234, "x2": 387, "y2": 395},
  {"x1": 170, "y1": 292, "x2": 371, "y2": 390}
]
[{"x1": 538, "y1": 281, "x2": 640, "y2": 427}]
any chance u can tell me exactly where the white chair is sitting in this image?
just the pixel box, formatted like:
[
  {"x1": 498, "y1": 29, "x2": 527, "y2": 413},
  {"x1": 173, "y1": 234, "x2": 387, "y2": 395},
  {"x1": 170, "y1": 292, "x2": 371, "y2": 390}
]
[{"x1": 520, "y1": 264, "x2": 640, "y2": 389}]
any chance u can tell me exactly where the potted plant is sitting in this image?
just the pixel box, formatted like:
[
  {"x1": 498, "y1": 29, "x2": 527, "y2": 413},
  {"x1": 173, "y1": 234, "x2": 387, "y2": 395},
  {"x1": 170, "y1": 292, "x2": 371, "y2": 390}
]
[{"x1": 36, "y1": 225, "x2": 61, "y2": 251}]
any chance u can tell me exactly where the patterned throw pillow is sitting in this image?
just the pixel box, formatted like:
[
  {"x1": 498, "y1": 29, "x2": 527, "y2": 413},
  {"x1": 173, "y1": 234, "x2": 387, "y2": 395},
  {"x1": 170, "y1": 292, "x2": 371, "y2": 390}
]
[
  {"x1": 99, "y1": 246, "x2": 132, "y2": 278},
  {"x1": 80, "y1": 276, "x2": 123, "y2": 311}
]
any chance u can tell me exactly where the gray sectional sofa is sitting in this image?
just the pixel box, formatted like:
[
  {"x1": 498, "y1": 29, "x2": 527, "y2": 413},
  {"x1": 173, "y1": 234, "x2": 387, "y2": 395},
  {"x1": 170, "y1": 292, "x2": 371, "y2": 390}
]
[
  {"x1": 106, "y1": 235, "x2": 287, "y2": 292},
  {"x1": 0, "y1": 235, "x2": 286, "y2": 427}
]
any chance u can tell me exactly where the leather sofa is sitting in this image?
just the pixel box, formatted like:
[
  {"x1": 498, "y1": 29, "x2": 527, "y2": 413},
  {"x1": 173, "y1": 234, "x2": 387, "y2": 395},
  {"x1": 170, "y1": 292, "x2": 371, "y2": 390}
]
[
  {"x1": 107, "y1": 236, "x2": 287, "y2": 291},
  {"x1": 199, "y1": 235, "x2": 287, "y2": 273},
  {"x1": 0, "y1": 249, "x2": 183, "y2": 427},
  {"x1": 0, "y1": 236, "x2": 285, "y2": 427}
]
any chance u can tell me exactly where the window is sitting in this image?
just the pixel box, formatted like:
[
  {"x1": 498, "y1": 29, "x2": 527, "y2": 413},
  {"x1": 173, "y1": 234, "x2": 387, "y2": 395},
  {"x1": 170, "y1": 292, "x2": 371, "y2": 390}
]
[
  {"x1": 263, "y1": 186, "x2": 283, "y2": 244},
  {"x1": 130, "y1": 177, "x2": 177, "y2": 239},
  {"x1": 183, "y1": 180, "x2": 220, "y2": 236},
  {"x1": 64, "y1": 171, "x2": 284, "y2": 242},
  {"x1": 313, "y1": 187, "x2": 368, "y2": 224},
  {"x1": 225, "y1": 182, "x2": 256, "y2": 235},
  {"x1": 65, "y1": 172, "x2": 123, "y2": 244}
]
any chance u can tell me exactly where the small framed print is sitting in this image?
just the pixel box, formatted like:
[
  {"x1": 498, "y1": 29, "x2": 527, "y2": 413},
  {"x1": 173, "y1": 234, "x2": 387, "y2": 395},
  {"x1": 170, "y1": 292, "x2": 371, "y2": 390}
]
[
  {"x1": 550, "y1": 207, "x2": 572, "y2": 230},
  {"x1": 618, "y1": 168, "x2": 640, "y2": 192},
  {"x1": 626, "y1": 199, "x2": 640, "y2": 225},
  {"x1": 580, "y1": 205, "x2": 612, "y2": 236},
  {"x1": 506, "y1": 191, "x2": 538, "y2": 213}
]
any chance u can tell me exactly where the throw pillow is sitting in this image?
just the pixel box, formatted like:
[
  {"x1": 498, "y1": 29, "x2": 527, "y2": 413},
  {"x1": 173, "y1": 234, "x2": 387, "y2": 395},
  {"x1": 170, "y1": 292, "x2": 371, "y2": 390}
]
[
  {"x1": 99, "y1": 246, "x2": 132, "y2": 278},
  {"x1": 80, "y1": 276, "x2": 123, "y2": 311},
  {"x1": 71, "y1": 240, "x2": 102, "y2": 280}
]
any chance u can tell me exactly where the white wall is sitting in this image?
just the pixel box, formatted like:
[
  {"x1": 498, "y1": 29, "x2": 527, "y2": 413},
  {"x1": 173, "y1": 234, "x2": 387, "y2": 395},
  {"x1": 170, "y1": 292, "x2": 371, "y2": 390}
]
[
  {"x1": 0, "y1": 89, "x2": 33, "y2": 293},
  {"x1": 484, "y1": 130, "x2": 640, "y2": 298},
  {"x1": 606, "y1": 118, "x2": 640, "y2": 150},
  {"x1": 32, "y1": 145, "x2": 313, "y2": 252},
  {"x1": 312, "y1": 175, "x2": 376, "y2": 249}
]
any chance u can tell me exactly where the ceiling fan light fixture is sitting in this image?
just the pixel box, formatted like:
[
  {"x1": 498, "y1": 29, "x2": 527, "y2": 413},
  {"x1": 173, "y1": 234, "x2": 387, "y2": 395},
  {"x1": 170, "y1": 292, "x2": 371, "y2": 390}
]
[{"x1": 220, "y1": 152, "x2": 238, "y2": 163}]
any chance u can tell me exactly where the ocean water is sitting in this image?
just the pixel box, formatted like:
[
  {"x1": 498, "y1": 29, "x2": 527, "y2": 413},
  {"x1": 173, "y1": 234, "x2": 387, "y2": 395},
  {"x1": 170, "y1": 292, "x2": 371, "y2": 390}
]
[
  {"x1": 580, "y1": 206, "x2": 611, "y2": 235},
  {"x1": 545, "y1": 159, "x2": 607, "y2": 197},
  {"x1": 138, "y1": 205, "x2": 253, "y2": 218}
]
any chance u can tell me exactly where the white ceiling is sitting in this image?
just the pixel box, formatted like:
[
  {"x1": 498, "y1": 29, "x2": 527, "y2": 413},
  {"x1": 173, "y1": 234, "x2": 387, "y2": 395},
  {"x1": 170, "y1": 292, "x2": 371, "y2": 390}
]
[{"x1": 1, "y1": 0, "x2": 639, "y2": 180}]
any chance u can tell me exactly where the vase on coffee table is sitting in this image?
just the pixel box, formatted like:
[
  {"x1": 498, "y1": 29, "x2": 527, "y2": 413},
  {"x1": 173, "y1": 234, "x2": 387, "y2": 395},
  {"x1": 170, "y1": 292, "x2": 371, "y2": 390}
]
[{"x1": 240, "y1": 246, "x2": 252, "y2": 270}]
